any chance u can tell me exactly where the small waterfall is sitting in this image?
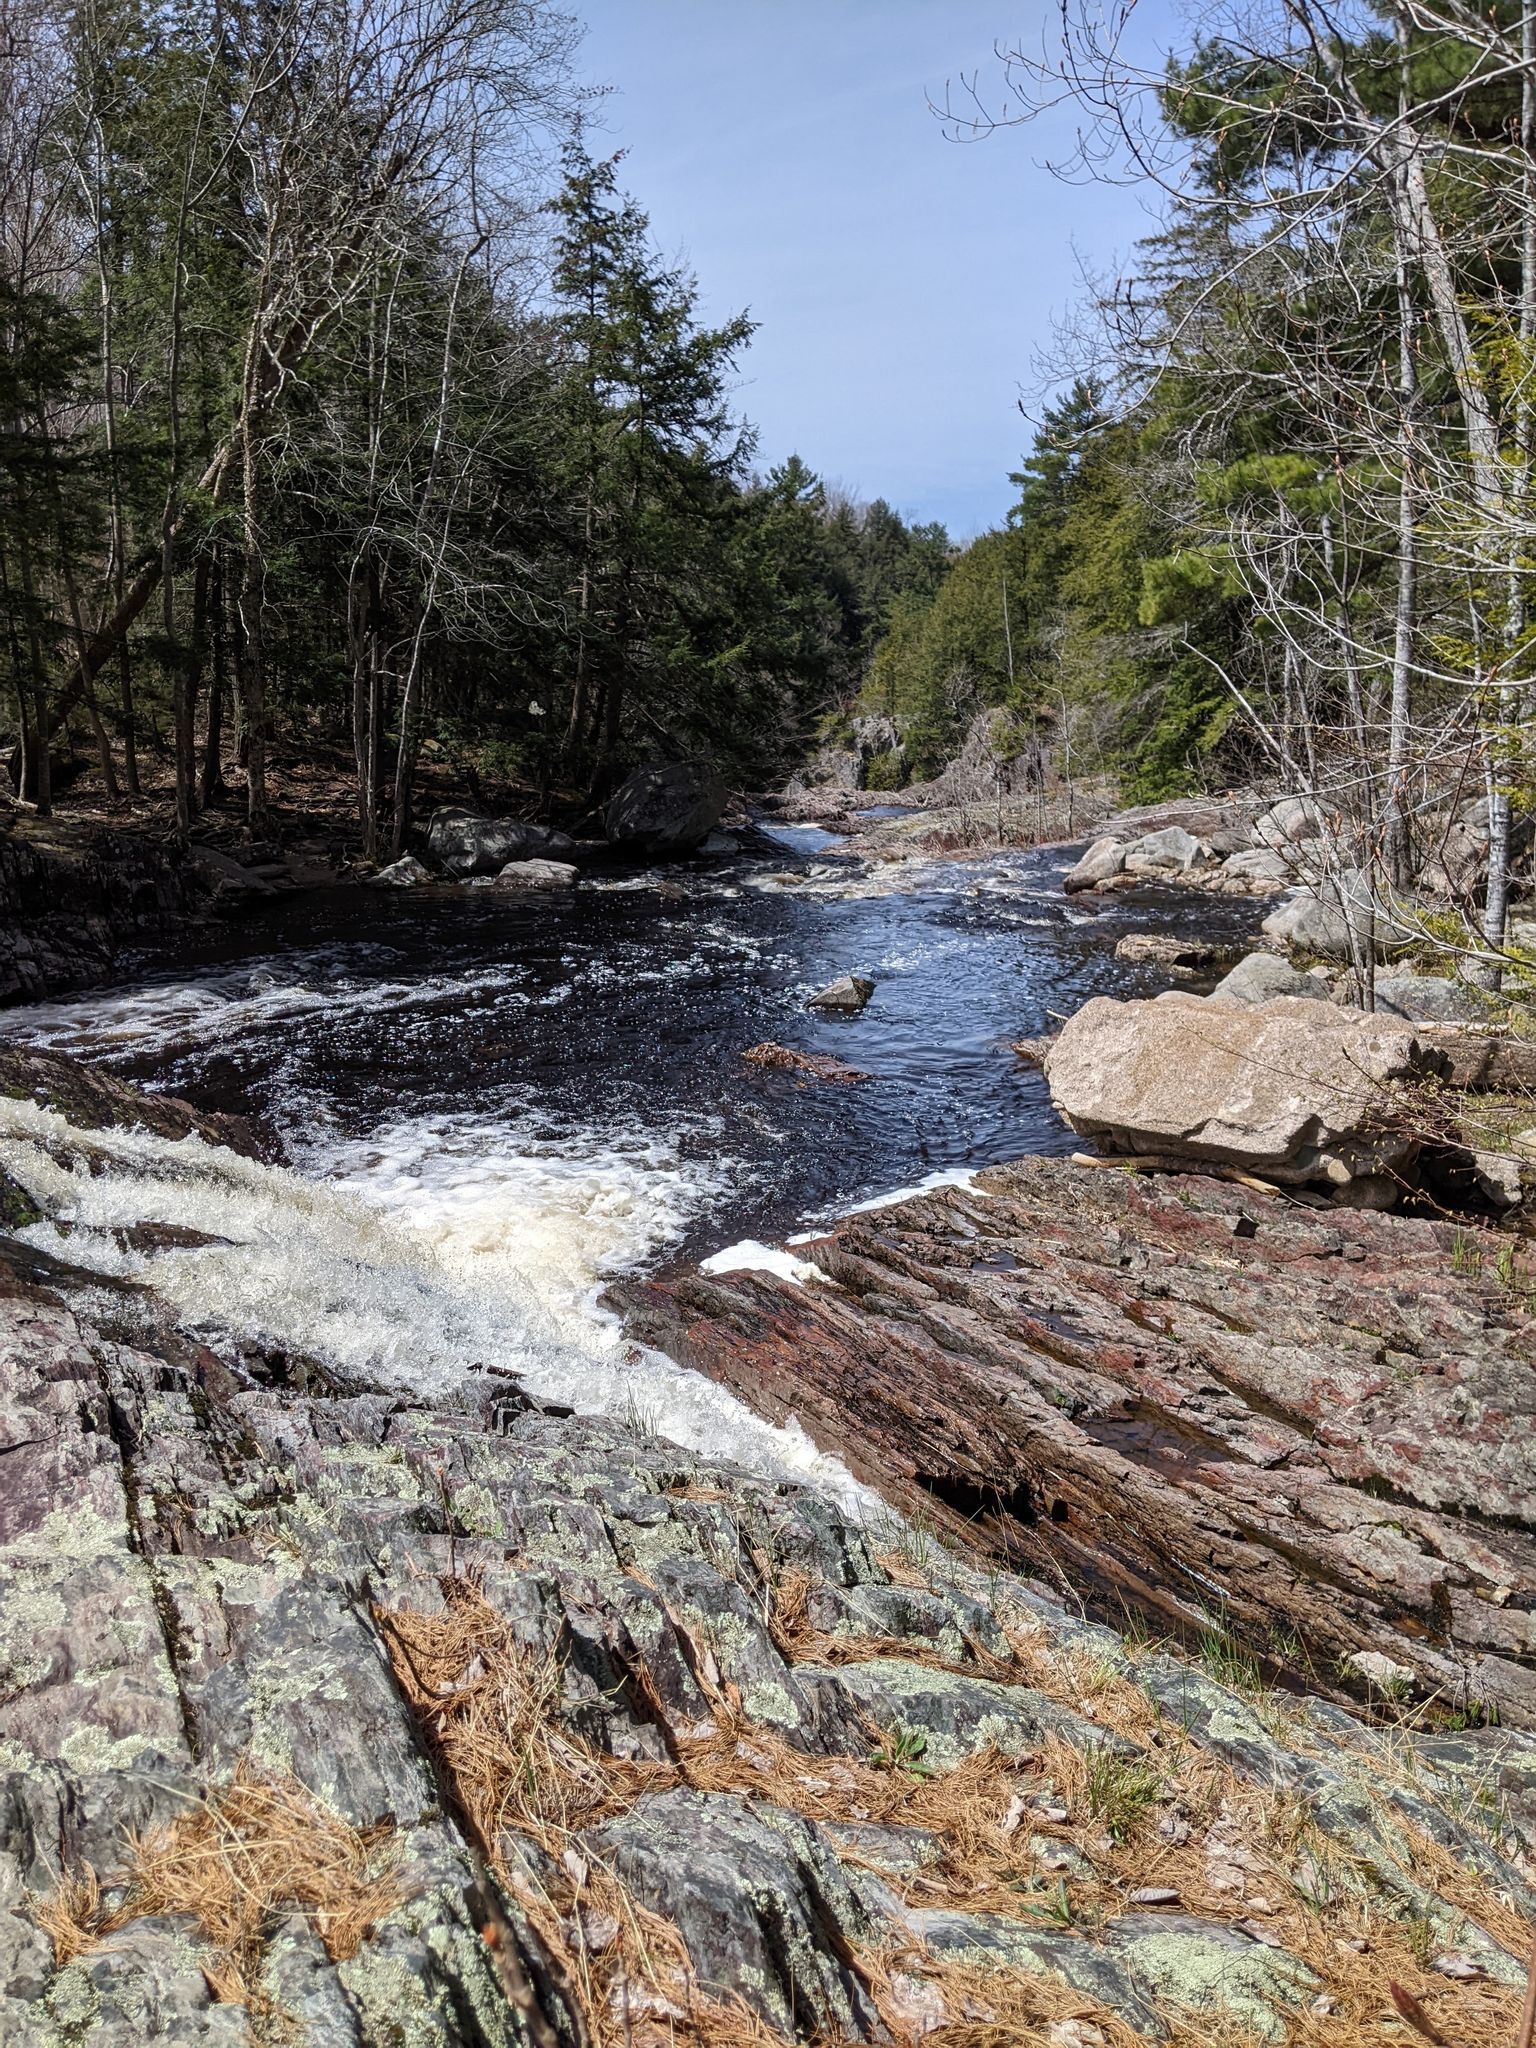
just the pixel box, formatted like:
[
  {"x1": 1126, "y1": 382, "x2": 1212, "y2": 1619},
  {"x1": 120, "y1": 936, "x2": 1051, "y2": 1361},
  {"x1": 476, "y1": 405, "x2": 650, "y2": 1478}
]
[{"x1": 0, "y1": 1094, "x2": 866, "y2": 1507}]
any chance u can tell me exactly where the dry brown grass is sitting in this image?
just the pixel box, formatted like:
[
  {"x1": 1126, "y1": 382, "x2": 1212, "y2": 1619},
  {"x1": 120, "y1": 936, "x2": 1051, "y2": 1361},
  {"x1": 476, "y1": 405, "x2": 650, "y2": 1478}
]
[
  {"x1": 33, "y1": 1764, "x2": 405, "y2": 2004},
  {"x1": 376, "y1": 1580, "x2": 807, "y2": 2048},
  {"x1": 371, "y1": 1564, "x2": 1536, "y2": 2048}
]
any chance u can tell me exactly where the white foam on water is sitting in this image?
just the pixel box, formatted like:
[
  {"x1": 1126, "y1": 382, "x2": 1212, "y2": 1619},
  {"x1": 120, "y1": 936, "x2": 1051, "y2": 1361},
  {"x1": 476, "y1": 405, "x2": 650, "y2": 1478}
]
[
  {"x1": 698, "y1": 1239, "x2": 824, "y2": 1286},
  {"x1": 0, "y1": 954, "x2": 527, "y2": 1062},
  {"x1": 0, "y1": 1095, "x2": 870, "y2": 1510},
  {"x1": 839, "y1": 1165, "x2": 988, "y2": 1216}
]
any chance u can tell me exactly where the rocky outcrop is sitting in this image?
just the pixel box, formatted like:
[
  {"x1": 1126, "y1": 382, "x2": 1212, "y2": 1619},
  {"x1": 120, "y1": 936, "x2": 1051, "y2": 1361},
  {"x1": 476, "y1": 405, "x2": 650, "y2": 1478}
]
[
  {"x1": 0, "y1": 818, "x2": 201, "y2": 1004},
  {"x1": 1042, "y1": 993, "x2": 1430, "y2": 1195},
  {"x1": 1, "y1": 1057, "x2": 1534, "y2": 2043},
  {"x1": 0, "y1": 1045, "x2": 276, "y2": 1162},
  {"x1": 618, "y1": 1156, "x2": 1536, "y2": 1732},
  {"x1": 784, "y1": 715, "x2": 903, "y2": 797},
  {"x1": 604, "y1": 763, "x2": 727, "y2": 856},
  {"x1": 424, "y1": 807, "x2": 580, "y2": 878},
  {"x1": 3, "y1": 1217, "x2": 1535, "y2": 2045}
]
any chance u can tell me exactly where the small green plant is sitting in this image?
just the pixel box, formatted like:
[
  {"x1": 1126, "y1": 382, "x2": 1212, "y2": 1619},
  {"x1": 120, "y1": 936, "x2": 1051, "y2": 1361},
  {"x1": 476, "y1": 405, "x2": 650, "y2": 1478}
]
[
  {"x1": 870, "y1": 1725, "x2": 935, "y2": 1777},
  {"x1": 1266, "y1": 1624, "x2": 1303, "y2": 1667},
  {"x1": 862, "y1": 748, "x2": 907, "y2": 792},
  {"x1": 1493, "y1": 1240, "x2": 1522, "y2": 1293},
  {"x1": 1014, "y1": 1876, "x2": 1075, "y2": 1927},
  {"x1": 1082, "y1": 1746, "x2": 1163, "y2": 1843},
  {"x1": 1196, "y1": 1609, "x2": 1265, "y2": 1695},
  {"x1": 1450, "y1": 1230, "x2": 1484, "y2": 1278}
]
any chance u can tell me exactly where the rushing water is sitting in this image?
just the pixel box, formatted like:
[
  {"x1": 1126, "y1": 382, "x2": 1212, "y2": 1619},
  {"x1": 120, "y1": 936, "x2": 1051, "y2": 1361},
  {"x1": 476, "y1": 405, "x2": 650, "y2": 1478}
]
[{"x1": 0, "y1": 829, "x2": 1258, "y2": 1491}]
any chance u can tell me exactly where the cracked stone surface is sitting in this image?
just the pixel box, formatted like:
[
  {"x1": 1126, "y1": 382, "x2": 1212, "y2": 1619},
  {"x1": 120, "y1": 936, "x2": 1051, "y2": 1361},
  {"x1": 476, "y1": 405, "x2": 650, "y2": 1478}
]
[{"x1": 0, "y1": 1051, "x2": 1533, "y2": 2044}]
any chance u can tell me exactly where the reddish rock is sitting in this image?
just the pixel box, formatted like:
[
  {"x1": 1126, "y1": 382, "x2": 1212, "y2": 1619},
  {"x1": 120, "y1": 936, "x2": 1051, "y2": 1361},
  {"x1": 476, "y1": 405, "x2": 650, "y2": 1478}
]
[{"x1": 615, "y1": 1156, "x2": 1536, "y2": 1725}]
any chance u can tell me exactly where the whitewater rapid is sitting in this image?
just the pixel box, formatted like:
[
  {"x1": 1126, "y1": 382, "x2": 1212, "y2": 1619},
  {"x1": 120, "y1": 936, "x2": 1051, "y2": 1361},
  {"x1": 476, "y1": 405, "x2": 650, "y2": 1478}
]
[{"x1": 0, "y1": 1090, "x2": 870, "y2": 1510}]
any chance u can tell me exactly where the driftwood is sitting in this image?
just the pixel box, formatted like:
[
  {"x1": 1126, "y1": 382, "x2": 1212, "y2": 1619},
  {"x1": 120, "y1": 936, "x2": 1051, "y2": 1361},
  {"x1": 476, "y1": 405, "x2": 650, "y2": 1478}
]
[
  {"x1": 615, "y1": 1154, "x2": 1536, "y2": 1726},
  {"x1": 741, "y1": 1042, "x2": 870, "y2": 1084}
]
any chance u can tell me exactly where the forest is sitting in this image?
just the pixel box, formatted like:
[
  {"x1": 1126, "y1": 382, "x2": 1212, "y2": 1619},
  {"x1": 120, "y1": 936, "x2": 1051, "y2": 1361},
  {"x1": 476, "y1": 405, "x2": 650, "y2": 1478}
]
[
  {"x1": 6, "y1": 0, "x2": 1536, "y2": 982},
  {"x1": 862, "y1": 0, "x2": 1536, "y2": 984},
  {"x1": 0, "y1": 0, "x2": 950, "y2": 853}
]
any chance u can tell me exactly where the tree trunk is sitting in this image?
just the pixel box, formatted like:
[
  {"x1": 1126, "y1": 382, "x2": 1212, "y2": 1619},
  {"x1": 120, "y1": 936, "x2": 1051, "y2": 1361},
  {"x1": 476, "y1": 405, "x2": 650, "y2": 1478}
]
[
  {"x1": 236, "y1": 423, "x2": 267, "y2": 828},
  {"x1": 201, "y1": 545, "x2": 228, "y2": 807}
]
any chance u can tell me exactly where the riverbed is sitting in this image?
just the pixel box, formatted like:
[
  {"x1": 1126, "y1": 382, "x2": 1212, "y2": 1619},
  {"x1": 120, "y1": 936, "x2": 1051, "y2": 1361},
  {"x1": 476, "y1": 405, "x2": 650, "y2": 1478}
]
[{"x1": 0, "y1": 829, "x2": 1258, "y2": 1488}]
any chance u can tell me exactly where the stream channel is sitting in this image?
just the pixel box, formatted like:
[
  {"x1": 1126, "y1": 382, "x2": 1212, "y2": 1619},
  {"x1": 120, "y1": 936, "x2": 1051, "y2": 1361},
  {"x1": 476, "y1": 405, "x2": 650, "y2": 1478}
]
[{"x1": 0, "y1": 824, "x2": 1260, "y2": 1498}]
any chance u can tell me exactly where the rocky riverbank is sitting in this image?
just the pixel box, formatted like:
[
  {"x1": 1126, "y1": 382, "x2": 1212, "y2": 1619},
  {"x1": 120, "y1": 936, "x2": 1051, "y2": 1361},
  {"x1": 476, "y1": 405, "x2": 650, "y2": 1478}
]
[{"x1": 0, "y1": 1051, "x2": 1533, "y2": 2046}]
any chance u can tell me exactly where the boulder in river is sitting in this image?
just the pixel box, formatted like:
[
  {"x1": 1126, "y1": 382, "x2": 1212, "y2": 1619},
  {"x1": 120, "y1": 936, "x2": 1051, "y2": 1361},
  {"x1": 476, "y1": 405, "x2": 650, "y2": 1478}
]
[
  {"x1": 425, "y1": 805, "x2": 577, "y2": 877},
  {"x1": 1043, "y1": 992, "x2": 1431, "y2": 1189},
  {"x1": 604, "y1": 760, "x2": 726, "y2": 855},
  {"x1": 1062, "y1": 834, "x2": 1125, "y2": 892},
  {"x1": 807, "y1": 974, "x2": 875, "y2": 1013},
  {"x1": 1113, "y1": 933, "x2": 1221, "y2": 972},
  {"x1": 492, "y1": 858, "x2": 577, "y2": 891},
  {"x1": 371, "y1": 854, "x2": 431, "y2": 887},
  {"x1": 1208, "y1": 952, "x2": 1328, "y2": 1005}
]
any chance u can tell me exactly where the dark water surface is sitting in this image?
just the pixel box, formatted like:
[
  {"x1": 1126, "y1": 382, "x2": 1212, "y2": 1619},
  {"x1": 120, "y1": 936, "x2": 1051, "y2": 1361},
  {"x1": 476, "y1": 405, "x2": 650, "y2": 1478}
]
[{"x1": 0, "y1": 833, "x2": 1259, "y2": 1264}]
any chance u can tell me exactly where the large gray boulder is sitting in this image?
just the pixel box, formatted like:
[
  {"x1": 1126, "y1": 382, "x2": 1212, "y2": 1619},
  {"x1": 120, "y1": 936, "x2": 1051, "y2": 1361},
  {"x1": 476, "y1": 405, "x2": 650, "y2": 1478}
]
[
  {"x1": 1261, "y1": 868, "x2": 1414, "y2": 961},
  {"x1": 1043, "y1": 993, "x2": 1435, "y2": 1187},
  {"x1": 425, "y1": 806, "x2": 577, "y2": 878},
  {"x1": 1219, "y1": 847, "x2": 1290, "y2": 886},
  {"x1": 1252, "y1": 795, "x2": 1323, "y2": 851},
  {"x1": 604, "y1": 761, "x2": 726, "y2": 855},
  {"x1": 1209, "y1": 953, "x2": 1329, "y2": 1005},
  {"x1": 1122, "y1": 825, "x2": 1212, "y2": 876},
  {"x1": 1062, "y1": 834, "x2": 1125, "y2": 892},
  {"x1": 1367, "y1": 974, "x2": 1485, "y2": 1024},
  {"x1": 1064, "y1": 835, "x2": 1122, "y2": 892}
]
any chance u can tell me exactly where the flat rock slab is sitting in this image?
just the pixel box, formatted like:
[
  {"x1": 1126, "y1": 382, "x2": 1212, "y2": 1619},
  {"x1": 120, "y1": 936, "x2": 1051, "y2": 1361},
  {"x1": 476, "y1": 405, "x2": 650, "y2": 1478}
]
[{"x1": 617, "y1": 1156, "x2": 1536, "y2": 1725}]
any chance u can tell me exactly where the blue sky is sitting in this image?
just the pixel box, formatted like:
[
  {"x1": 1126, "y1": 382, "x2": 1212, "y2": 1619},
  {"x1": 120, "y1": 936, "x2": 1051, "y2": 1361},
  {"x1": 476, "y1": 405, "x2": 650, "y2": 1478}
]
[{"x1": 575, "y1": 2, "x2": 1172, "y2": 537}]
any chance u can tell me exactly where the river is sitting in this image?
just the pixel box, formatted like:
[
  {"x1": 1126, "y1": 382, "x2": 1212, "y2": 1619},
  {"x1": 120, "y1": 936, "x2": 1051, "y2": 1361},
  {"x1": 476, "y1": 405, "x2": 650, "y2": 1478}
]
[{"x1": 0, "y1": 823, "x2": 1258, "y2": 1497}]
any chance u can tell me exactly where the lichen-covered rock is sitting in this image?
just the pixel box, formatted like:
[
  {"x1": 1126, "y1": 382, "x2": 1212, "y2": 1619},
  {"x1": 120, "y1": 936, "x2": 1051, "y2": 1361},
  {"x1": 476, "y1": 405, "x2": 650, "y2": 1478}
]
[
  {"x1": 2, "y1": 1056, "x2": 1534, "y2": 2044},
  {"x1": 1104, "y1": 1914, "x2": 1318, "y2": 2042},
  {"x1": 585, "y1": 1790, "x2": 882, "y2": 2036}
]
